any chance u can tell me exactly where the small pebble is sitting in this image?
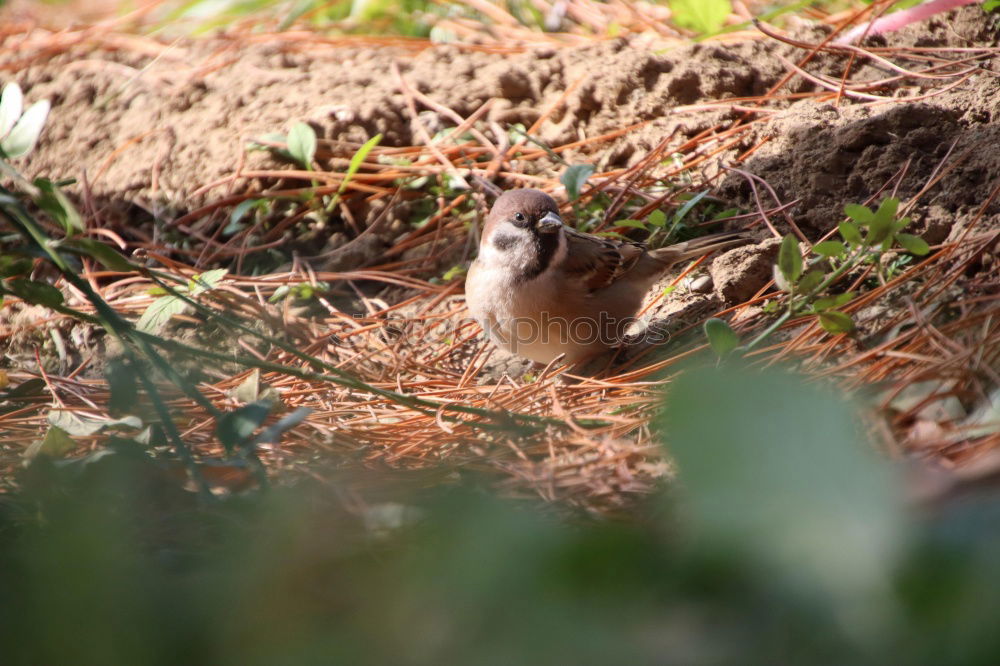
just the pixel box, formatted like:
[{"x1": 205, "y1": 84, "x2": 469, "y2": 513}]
[{"x1": 686, "y1": 275, "x2": 713, "y2": 293}]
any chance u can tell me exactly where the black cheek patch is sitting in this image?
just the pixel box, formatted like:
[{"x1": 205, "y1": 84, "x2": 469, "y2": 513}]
[{"x1": 492, "y1": 232, "x2": 519, "y2": 251}]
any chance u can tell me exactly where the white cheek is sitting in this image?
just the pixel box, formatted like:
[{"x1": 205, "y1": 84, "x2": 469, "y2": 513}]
[
  {"x1": 479, "y1": 225, "x2": 529, "y2": 267},
  {"x1": 477, "y1": 241, "x2": 505, "y2": 266},
  {"x1": 478, "y1": 225, "x2": 566, "y2": 277}
]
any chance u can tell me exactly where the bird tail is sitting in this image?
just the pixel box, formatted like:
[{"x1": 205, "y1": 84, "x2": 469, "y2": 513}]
[{"x1": 648, "y1": 231, "x2": 749, "y2": 267}]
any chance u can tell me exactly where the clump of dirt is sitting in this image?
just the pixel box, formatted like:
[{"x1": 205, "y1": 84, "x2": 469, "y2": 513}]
[{"x1": 710, "y1": 238, "x2": 782, "y2": 304}]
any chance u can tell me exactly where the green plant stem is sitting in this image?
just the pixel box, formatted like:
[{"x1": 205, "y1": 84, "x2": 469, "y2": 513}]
[
  {"x1": 510, "y1": 127, "x2": 567, "y2": 165},
  {"x1": 16, "y1": 278, "x2": 603, "y2": 433},
  {"x1": 742, "y1": 309, "x2": 793, "y2": 353},
  {"x1": 1, "y1": 193, "x2": 216, "y2": 498},
  {"x1": 139, "y1": 333, "x2": 569, "y2": 430},
  {"x1": 133, "y1": 266, "x2": 603, "y2": 430},
  {"x1": 135, "y1": 371, "x2": 215, "y2": 501}
]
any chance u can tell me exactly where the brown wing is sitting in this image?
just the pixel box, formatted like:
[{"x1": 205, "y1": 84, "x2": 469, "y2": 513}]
[
  {"x1": 559, "y1": 227, "x2": 647, "y2": 293},
  {"x1": 559, "y1": 228, "x2": 750, "y2": 294}
]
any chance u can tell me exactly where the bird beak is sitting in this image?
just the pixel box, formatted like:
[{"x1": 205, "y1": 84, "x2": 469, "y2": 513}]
[{"x1": 537, "y1": 211, "x2": 563, "y2": 233}]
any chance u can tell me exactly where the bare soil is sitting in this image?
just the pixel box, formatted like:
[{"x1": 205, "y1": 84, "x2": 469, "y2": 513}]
[{"x1": 9, "y1": 7, "x2": 996, "y2": 229}]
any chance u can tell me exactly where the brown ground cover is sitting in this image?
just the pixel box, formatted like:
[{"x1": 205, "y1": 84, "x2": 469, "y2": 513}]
[{"x1": 2, "y1": 4, "x2": 999, "y2": 511}]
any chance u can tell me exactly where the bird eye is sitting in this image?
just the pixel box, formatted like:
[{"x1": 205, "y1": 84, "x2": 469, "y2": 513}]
[{"x1": 513, "y1": 212, "x2": 527, "y2": 227}]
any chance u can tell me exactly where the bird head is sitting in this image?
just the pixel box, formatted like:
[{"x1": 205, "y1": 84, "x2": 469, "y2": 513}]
[{"x1": 482, "y1": 189, "x2": 564, "y2": 245}]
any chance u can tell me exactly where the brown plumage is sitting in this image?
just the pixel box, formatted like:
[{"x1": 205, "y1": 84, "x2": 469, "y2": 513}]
[{"x1": 466, "y1": 188, "x2": 748, "y2": 365}]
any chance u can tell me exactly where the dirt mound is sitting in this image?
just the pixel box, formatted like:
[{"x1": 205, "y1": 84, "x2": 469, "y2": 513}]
[
  {"x1": 5, "y1": 7, "x2": 996, "y2": 247},
  {"x1": 712, "y1": 8, "x2": 1000, "y2": 240},
  {"x1": 6, "y1": 19, "x2": 814, "y2": 211}
]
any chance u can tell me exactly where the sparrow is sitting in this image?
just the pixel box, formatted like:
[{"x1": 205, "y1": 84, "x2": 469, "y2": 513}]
[{"x1": 465, "y1": 188, "x2": 748, "y2": 365}]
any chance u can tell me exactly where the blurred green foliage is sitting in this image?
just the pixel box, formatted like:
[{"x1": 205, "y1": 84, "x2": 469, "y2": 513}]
[
  {"x1": 160, "y1": 0, "x2": 464, "y2": 37},
  {"x1": 2, "y1": 364, "x2": 1000, "y2": 664},
  {"x1": 150, "y1": 0, "x2": 880, "y2": 39},
  {"x1": 153, "y1": 0, "x2": 736, "y2": 37}
]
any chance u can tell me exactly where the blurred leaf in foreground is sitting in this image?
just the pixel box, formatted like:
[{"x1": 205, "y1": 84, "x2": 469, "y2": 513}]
[{"x1": 659, "y1": 364, "x2": 909, "y2": 635}]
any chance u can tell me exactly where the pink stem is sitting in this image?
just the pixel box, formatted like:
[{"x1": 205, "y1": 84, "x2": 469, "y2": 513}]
[{"x1": 836, "y1": 0, "x2": 981, "y2": 44}]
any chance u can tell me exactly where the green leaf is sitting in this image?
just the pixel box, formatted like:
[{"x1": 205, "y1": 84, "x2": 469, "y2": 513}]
[
  {"x1": 286, "y1": 121, "x2": 317, "y2": 169},
  {"x1": 230, "y1": 198, "x2": 266, "y2": 228},
  {"x1": 891, "y1": 216, "x2": 911, "y2": 233},
  {"x1": 441, "y1": 265, "x2": 467, "y2": 282},
  {"x1": 986, "y1": 0, "x2": 1000, "y2": 11},
  {"x1": 838, "y1": 220, "x2": 862, "y2": 245},
  {"x1": 777, "y1": 234, "x2": 802, "y2": 285},
  {"x1": 248, "y1": 132, "x2": 291, "y2": 159},
  {"x1": 672, "y1": 190, "x2": 709, "y2": 224},
  {"x1": 797, "y1": 269, "x2": 824, "y2": 294},
  {"x1": 48, "y1": 410, "x2": 142, "y2": 437},
  {"x1": 137, "y1": 294, "x2": 186, "y2": 334},
  {"x1": 866, "y1": 198, "x2": 900, "y2": 245},
  {"x1": 668, "y1": 0, "x2": 731, "y2": 34},
  {"x1": 33, "y1": 178, "x2": 83, "y2": 235},
  {"x1": 0, "y1": 254, "x2": 33, "y2": 278},
  {"x1": 867, "y1": 225, "x2": 893, "y2": 246},
  {"x1": 818, "y1": 310, "x2": 855, "y2": 334},
  {"x1": 703, "y1": 318, "x2": 739, "y2": 357},
  {"x1": 896, "y1": 233, "x2": 930, "y2": 256},
  {"x1": 812, "y1": 241, "x2": 845, "y2": 258},
  {"x1": 441, "y1": 170, "x2": 468, "y2": 194},
  {"x1": 66, "y1": 238, "x2": 133, "y2": 272},
  {"x1": 615, "y1": 219, "x2": 649, "y2": 230},
  {"x1": 339, "y1": 133, "x2": 382, "y2": 195},
  {"x1": 1, "y1": 377, "x2": 45, "y2": 400},
  {"x1": 506, "y1": 123, "x2": 527, "y2": 145},
  {"x1": 813, "y1": 292, "x2": 855, "y2": 312},
  {"x1": 7, "y1": 278, "x2": 63, "y2": 307},
  {"x1": 560, "y1": 164, "x2": 594, "y2": 200},
  {"x1": 843, "y1": 203, "x2": 874, "y2": 225},
  {"x1": 874, "y1": 197, "x2": 900, "y2": 225},
  {"x1": 216, "y1": 400, "x2": 273, "y2": 453},
  {"x1": 279, "y1": 0, "x2": 313, "y2": 30},
  {"x1": 0, "y1": 99, "x2": 49, "y2": 158},
  {"x1": 0, "y1": 82, "x2": 23, "y2": 138},
  {"x1": 23, "y1": 425, "x2": 76, "y2": 462},
  {"x1": 648, "y1": 209, "x2": 667, "y2": 228},
  {"x1": 189, "y1": 268, "x2": 227, "y2": 295},
  {"x1": 268, "y1": 285, "x2": 291, "y2": 303},
  {"x1": 251, "y1": 406, "x2": 312, "y2": 447}
]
